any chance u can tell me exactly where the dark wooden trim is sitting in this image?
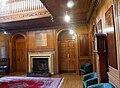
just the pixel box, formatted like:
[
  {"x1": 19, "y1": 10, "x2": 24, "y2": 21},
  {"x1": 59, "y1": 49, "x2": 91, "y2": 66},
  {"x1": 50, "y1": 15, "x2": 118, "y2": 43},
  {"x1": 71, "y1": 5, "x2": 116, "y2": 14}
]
[{"x1": 40, "y1": 0, "x2": 55, "y2": 16}]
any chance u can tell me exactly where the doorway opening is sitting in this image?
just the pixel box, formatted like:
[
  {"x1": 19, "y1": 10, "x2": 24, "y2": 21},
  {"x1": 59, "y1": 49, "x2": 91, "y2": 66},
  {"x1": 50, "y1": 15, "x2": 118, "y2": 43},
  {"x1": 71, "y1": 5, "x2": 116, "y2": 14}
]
[{"x1": 58, "y1": 30, "x2": 77, "y2": 73}]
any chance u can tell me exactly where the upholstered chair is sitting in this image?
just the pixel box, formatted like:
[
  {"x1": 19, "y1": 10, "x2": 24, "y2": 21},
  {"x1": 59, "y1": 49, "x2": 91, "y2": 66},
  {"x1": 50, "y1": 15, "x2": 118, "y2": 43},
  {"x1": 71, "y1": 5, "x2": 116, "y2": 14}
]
[
  {"x1": 80, "y1": 62, "x2": 93, "y2": 75},
  {"x1": 83, "y1": 72, "x2": 98, "y2": 88},
  {"x1": 87, "y1": 83, "x2": 115, "y2": 88}
]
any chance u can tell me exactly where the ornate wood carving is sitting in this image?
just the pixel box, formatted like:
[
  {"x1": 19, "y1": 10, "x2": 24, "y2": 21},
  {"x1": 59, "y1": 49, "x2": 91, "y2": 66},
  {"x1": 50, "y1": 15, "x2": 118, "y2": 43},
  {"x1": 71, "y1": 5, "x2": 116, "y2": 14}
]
[
  {"x1": 0, "y1": 9, "x2": 50, "y2": 23},
  {"x1": 0, "y1": 0, "x2": 51, "y2": 23}
]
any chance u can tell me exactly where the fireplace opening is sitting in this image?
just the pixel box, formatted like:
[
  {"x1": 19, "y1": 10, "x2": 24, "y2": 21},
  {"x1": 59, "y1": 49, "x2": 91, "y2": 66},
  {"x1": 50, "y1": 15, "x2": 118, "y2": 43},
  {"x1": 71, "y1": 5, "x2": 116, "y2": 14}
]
[
  {"x1": 33, "y1": 58, "x2": 49, "y2": 73},
  {"x1": 27, "y1": 57, "x2": 51, "y2": 77}
]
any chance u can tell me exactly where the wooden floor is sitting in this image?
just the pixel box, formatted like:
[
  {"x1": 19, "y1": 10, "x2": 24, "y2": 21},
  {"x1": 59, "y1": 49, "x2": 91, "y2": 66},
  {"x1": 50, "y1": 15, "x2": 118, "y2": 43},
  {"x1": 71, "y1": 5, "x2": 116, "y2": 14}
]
[
  {"x1": 0, "y1": 72, "x2": 83, "y2": 88},
  {"x1": 53, "y1": 73, "x2": 83, "y2": 88}
]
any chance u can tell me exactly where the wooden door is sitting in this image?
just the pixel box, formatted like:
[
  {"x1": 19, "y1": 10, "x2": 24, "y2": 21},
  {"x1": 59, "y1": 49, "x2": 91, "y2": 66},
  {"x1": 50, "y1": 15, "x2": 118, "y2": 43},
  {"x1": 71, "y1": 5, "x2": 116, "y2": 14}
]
[
  {"x1": 15, "y1": 36, "x2": 26, "y2": 72},
  {"x1": 59, "y1": 40, "x2": 76, "y2": 73}
]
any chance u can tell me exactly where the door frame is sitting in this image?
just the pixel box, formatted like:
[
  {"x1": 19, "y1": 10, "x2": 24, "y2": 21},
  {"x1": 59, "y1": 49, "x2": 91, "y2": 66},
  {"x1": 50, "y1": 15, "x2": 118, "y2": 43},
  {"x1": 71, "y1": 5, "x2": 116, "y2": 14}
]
[
  {"x1": 55, "y1": 29, "x2": 79, "y2": 74},
  {"x1": 9, "y1": 32, "x2": 27, "y2": 72}
]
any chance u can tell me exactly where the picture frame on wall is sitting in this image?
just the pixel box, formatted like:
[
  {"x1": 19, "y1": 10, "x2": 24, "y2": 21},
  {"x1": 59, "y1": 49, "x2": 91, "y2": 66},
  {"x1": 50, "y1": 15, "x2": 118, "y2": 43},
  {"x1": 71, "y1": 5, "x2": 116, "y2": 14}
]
[
  {"x1": 105, "y1": 5, "x2": 114, "y2": 29},
  {"x1": 97, "y1": 19, "x2": 102, "y2": 33},
  {"x1": 105, "y1": 5, "x2": 118, "y2": 69}
]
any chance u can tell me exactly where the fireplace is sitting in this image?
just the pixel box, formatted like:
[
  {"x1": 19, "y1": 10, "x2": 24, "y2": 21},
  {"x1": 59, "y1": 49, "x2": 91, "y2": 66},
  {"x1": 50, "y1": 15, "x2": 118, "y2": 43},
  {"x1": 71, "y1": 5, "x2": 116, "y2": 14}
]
[
  {"x1": 27, "y1": 52, "x2": 54, "y2": 77},
  {"x1": 33, "y1": 58, "x2": 48, "y2": 73}
]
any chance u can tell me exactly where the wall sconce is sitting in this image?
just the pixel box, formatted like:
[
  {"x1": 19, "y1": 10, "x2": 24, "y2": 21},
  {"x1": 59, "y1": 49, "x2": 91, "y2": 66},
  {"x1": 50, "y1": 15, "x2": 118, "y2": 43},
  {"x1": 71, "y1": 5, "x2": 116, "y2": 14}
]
[{"x1": 0, "y1": 29, "x2": 10, "y2": 35}]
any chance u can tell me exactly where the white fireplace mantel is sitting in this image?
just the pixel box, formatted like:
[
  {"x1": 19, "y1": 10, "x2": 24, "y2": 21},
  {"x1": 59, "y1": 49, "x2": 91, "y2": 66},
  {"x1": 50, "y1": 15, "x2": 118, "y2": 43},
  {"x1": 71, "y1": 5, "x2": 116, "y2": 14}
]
[{"x1": 28, "y1": 51, "x2": 54, "y2": 74}]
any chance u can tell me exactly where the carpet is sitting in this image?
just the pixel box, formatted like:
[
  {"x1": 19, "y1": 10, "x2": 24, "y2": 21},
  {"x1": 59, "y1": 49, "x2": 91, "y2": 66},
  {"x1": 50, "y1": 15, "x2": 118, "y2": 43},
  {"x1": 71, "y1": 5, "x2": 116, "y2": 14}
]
[{"x1": 0, "y1": 76, "x2": 64, "y2": 88}]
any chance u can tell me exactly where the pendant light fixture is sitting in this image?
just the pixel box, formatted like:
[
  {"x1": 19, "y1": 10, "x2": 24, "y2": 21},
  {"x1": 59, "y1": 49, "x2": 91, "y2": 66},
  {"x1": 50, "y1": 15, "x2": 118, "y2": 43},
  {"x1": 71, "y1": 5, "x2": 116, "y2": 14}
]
[{"x1": 64, "y1": 11, "x2": 70, "y2": 22}]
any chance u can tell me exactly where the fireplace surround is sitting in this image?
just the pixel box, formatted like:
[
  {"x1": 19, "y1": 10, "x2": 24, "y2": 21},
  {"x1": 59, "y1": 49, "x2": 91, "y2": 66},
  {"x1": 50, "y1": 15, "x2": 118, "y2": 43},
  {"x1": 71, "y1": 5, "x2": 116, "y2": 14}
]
[{"x1": 28, "y1": 51, "x2": 54, "y2": 76}]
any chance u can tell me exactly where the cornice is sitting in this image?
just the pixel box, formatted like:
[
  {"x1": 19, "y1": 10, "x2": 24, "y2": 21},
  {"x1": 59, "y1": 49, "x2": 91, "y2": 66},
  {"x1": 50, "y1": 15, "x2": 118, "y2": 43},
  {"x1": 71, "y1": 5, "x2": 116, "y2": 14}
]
[{"x1": 0, "y1": 9, "x2": 51, "y2": 23}]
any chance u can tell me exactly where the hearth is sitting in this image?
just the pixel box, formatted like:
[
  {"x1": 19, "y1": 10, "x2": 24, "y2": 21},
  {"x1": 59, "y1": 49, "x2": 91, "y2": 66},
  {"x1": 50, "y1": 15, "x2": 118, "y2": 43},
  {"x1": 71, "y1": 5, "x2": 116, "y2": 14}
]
[
  {"x1": 28, "y1": 58, "x2": 51, "y2": 77},
  {"x1": 33, "y1": 58, "x2": 48, "y2": 73},
  {"x1": 27, "y1": 52, "x2": 54, "y2": 77}
]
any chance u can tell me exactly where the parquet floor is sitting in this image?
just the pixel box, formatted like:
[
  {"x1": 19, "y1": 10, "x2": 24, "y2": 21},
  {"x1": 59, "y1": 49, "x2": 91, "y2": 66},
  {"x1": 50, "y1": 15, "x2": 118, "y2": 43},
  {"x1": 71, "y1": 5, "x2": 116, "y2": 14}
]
[{"x1": 0, "y1": 72, "x2": 83, "y2": 88}]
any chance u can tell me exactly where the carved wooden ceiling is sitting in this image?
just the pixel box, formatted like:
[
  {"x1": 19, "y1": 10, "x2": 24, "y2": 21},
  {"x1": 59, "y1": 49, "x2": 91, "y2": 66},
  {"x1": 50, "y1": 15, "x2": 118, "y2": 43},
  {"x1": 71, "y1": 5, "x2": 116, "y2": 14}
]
[
  {"x1": 0, "y1": 0, "x2": 100, "y2": 31},
  {"x1": 41, "y1": 0, "x2": 94, "y2": 23}
]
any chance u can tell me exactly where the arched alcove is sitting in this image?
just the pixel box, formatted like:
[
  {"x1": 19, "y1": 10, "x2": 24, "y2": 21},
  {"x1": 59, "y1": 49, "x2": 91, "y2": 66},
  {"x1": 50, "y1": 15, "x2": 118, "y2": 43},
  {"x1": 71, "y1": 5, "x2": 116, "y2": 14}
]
[
  {"x1": 57, "y1": 29, "x2": 78, "y2": 73},
  {"x1": 11, "y1": 33, "x2": 27, "y2": 73}
]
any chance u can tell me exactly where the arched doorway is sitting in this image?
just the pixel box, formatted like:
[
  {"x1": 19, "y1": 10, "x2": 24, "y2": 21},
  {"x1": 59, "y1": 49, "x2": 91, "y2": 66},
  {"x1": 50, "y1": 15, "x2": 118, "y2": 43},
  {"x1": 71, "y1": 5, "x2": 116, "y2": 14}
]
[
  {"x1": 12, "y1": 34, "x2": 27, "y2": 72},
  {"x1": 58, "y1": 30, "x2": 77, "y2": 73}
]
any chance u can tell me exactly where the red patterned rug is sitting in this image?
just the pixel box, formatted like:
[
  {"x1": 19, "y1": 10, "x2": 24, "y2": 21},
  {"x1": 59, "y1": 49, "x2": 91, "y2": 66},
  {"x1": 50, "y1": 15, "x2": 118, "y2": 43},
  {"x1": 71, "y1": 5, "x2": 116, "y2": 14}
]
[{"x1": 0, "y1": 76, "x2": 64, "y2": 88}]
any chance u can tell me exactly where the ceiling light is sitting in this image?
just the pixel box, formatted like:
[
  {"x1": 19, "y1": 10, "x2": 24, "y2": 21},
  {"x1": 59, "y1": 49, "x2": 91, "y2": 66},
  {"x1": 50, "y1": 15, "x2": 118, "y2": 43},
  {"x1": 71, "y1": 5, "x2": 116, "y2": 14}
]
[
  {"x1": 67, "y1": 0, "x2": 74, "y2": 8},
  {"x1": 64, "y1": 11, "x2": 70, "y2": 22},
  {"x1": 70, "y1": 30, "x2": 74, "y2": 34},
  {"x1": 65, "y1": 15, "x2": 70, "y2": 22}
]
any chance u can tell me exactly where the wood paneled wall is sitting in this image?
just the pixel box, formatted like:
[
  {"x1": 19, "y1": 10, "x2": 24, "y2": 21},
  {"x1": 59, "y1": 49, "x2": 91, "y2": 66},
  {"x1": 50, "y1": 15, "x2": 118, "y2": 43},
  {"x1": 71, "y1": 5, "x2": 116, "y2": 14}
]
[
  {"x1": 27, "y1": 30, "x2": 55, "y2": 51},
  {"x1": 8, "y1": 24, "x2": 91, "y2": 74},
  {"x1": 107, "y1": 32, "x2": 117, "y2": 69},
  {"x1": 56, "y1": 25, "x2": 91, "y2": 74},
  {"x1": 0, "y1": 32, "x2": 9, "y2": 58},
  {"x1": 75, "y1": 25, "x2": 91, "y2": 69},
  {"x1": 79, "y1": 34, "x2": 89, "y2": 56},
  {"x1": 89, "y1": 0, "x2": 119, "y2": 87}
]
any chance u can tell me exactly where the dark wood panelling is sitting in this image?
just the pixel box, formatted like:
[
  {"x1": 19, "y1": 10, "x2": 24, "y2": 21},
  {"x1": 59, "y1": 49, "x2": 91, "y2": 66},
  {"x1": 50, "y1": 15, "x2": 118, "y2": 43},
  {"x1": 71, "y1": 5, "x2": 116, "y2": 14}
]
[
  {"x1": 8, "y1": 24, "x2": 90, "y2": 74},
  {"x1": 107, "y1": 32, "x2": 118, "y2": 69},
  {"x1": 0, "y1": 33, "x2": 8, "y2": 58},
  {"x1": 58, "y1": 41, "x2": 68, "y2": 71},
  {"x1": 0, "y1": 17, "x2": 55, "y2": 31},
  {"x1": 58, "y1": 40, "x2": 76, "y2": 72},
  {"x1": 15, "y1": 36, "x2": 26, "y2": 72},
  {"x1": 11, "y1": 34, "x2": 27, "y2": 72},
  {"x1": 41, "y1": 0, "x2": 97, "y2": 23},
  {"x1": 28, "y1": 30, "x2": 55, "y2": 51},
  {"x1": 79, "y1": 34, "x2": 89, "y2": 56}
]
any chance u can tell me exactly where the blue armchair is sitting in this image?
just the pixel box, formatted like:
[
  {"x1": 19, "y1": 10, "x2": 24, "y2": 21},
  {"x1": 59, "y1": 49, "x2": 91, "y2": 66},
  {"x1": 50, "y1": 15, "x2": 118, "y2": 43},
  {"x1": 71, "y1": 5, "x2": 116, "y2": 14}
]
[
  {"x1": 83, "y1": 72, "x2": 98, "y2": 88},
  {"x1": 87, "y1": 83, "x2": 115, "y2": 88},
  {"x1": 80, "y1": 62, "x2": 93, "y2": 75}
]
